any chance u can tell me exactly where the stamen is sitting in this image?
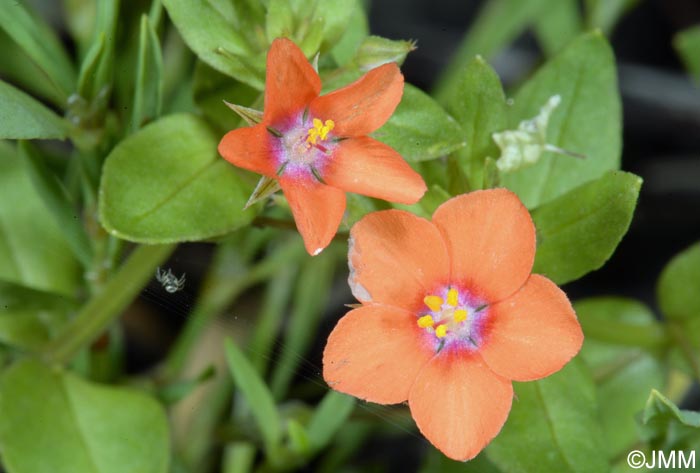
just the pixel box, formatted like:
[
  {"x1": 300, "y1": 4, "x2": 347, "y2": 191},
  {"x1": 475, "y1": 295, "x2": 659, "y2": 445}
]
[
  {"x1": 417, "y1": 315, "x2": 434, "y2": 328},
  {"x1": 454, "y1": 309, "x2": 468, "y2": 323},
  {"x1": 306, "y1": 118, "x2": 335, "y2": 145},
  {"x1": 447, "y1": 288, "x2": 459, "y2": 306},
  {"x1": 424, "y1": 295, "x2": 443, "y2": 312},
  {"x1": 435, "y1": 325, "x2": 448, "y2": 338}
]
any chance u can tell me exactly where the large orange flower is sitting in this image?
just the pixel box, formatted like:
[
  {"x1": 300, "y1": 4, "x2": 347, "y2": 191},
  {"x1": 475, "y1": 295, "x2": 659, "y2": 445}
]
[
  {"x1": 218, "y1": 38, "x2": 426, "y2": 255},
  {"x1": 323, "y1": 189, "x2": 583, "y2": 460}
]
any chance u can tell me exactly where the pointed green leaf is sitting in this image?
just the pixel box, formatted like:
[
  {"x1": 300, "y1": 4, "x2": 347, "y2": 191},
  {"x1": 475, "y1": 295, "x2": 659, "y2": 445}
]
[
  {"x1": 639, "y1": 389, "x2": 700, "y2": 451},
  {"x1": 532, "y1": 171, "x2": 641, "y2": 285},
  {"x1": 162, "y1": 0, "x2": 264, "y2": 89},
  {"x1": 446, "y1": 56, "x2": 506, "y2": 189},
  {"x1": 271, "y1": 252, "x2": 337, "y2": 398},
  {"x1": 76, "y1": 0, "x2": 118, "y2": 104},
  {"x1": 307, "y1": 391, "x2": 355, "y2": 451},
  {"x1": 657, "y1": 242, "x2": 700, "y2": 322},
  {"x1": 0, "y1": 79, "x2": 68, "y2": 139},
  {"x1": 584, "y1": 0, "x2": 640, "y2": 35},
  {"x1": 354, "y1": 36, "x2": 415, "y2": 71},
  {"x1": 487, "y1": 359, "x2": 609, "y2": 473},
  {"x1": 373, "y1": 84, "x2": 466, "y2": 162},
  {"x1": 99, "y1": 114, "x2": 257, "y2": 243},
  {"x1": 19, "y1": 141, "x2": 92, "y2": 267},
  {"x1": 132, "y1": 14, "x2": 164, "y2": 132},
  {"x1": 0, "y1": 359, "x2": 169, "y2": 473},
  {"x1": 224, "y1": 338, "x2": 282, "y2": 456},
  {"x1": 434, "y1": 0, "x2": 550, "y2": 101},
  {"x1": 0, "y1": 142, "x2": 80, "y2": 295},
  {"x1": 0, "y1": 29, "x2": 65, "y2": 107},
  {"x1": 502, "y1": 32, "x2": 622, "y2": 208},
  {"x1": 0, "y1": 0, "x2": 76, "y2": 101},
  {"x1": 675, "y1": 26, "x2": 700, "y2": 83},
  {"x1": 575, "y1": 297, "x2": 667, "y2": 458},
  {"x1": 534, "y1": 0, "x2": 582, "y2": 56}
]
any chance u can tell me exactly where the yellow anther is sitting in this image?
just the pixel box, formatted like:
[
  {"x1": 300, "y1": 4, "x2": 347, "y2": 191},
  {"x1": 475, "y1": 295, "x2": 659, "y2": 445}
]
[
  {"x1": 424, "y1": 295, "x2": 443, "y2": 312},
  {"x1": 435, "y1": 324, "x2": 448, "y2": 338},
  {"x1": 417, "y1": 315, "x2": 435, "y2": 328},
  {"x1": 306, "y1": 118, "x2": 335, "y2": 145},
  {"x1": 447, "y1": 288, "x2": 459, "y2": 306},
  {"x1": 454, "y1": 309, "x2": 468, "y2": 323}
]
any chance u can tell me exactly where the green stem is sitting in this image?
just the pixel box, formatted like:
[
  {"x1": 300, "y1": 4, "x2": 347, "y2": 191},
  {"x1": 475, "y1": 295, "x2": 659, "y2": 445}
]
[
  {"x1": 42, "y1": 243, "x2": 176, "y2": 364},
  {"x1": 579, "y1": 318, "x2": 668, "y2": 350}
]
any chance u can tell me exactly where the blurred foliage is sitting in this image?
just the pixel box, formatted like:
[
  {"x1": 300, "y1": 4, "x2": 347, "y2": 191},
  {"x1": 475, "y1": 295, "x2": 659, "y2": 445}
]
[{"x1": 0, "y1": 0, "x2": 697, "y2": 472}]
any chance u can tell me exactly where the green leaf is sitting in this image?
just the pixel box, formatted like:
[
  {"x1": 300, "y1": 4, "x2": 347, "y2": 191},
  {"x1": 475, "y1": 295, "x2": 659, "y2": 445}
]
[
  {"x1": 487, "y1": 359, "x2": 609, "y2": 473},
  {"x1": 270, "y1": 252, "x2": 338, "y2": 398},
  {"x1": 0, "y1": 142, "x2": 80, "y2": 295},
  {"x1": 132, "y1": 14, "x2": 164, "y2": 132},
  {"x1": 392, "y1": 184, "x2": 451, "y2": 219},
  {"x1": 433, "y1": 0, "x2": 549, "y2": 101},
  {"x1": 0, "y1": 0, "x2": 76, "y2": 102},
  {"x1": 0, "y1": 280, "x2": 74, "y2": 349},
  {"x1": 502, "y1": 32, "x2": 621, "y2": 208},
  {"x1": 657, "y1": 242, "x2": 700, "y2": 322},
  {"x1": 193, "y1": 60, "x2": 260, "y2": 133},
  {"x1": 76, "y1": 0, "x2": 118, "y2": 104},
  {"x1": 19, "y1": 141, "x2": 92, "y2": 267},
  {"x1": 674, "y1": 26, "x2": 700, "y2": 83},
  {"x1": 534, "y1": 0, "x2": 582, "y2": 56},
  {"x1": 372, "y1": 84, "x2": 466, "y2": 162},
  {"x1": 0, "y1": 29, "x2": 65, "y2": 107},
  {"x1": 584, "y1": 0, "x2": 640, "y2": 35},
  {"x1": 445, "y1": 55, "x2": 506, "y2": 189},
  {"x1": 224, "y1": 338, "x2": 282, "y2": 456},
  {"x1": 0, "y1": 359, "x2": 169, "y2": 473},
  {"x1": 639, "y1": 389, "x2": 700, "y2": 451},
  {"x1": 575, "y1": 297, "x2": 667, "y2": 458},
  {"x1": 329, "y1": 5, "x2": 368, "y2": 67},
  {"x1": 162, "y1": 0, "x2": 264, "y2": 89},
  {"x1": 158, "y1": 365, "x2": 216, "y2": 405},
  {"x1": 307, "y1": 391, "x2": 355, "y2": 451},
  {"x1": 532, "y1": 171, "x2": 641, "y2": 284},
  {"x1": 99, "y1": 113, "x2": 257, "y2": 243},
  {"x1": 0, "y1": 79, "x2": 68, "y2": 139},
  {"x1": 354, "y1": 35, "x2": 415, "y2": 71}
]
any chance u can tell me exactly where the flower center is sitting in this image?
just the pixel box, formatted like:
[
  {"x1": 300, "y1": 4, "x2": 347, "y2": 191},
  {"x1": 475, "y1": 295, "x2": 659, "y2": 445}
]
[
  {"x1": 416, "y1": 287, "x2": 487, "y2": 351},
  {"x1": 275, "y1": 116, "x2": 336, "y2": 182}
]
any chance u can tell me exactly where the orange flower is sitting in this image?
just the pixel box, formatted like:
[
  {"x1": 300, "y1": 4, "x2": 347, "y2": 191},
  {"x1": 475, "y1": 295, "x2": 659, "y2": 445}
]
[
  {"x1": 218, "y1": 38, "x2": 426, "y2": 255},
  {"x1": 323, "y1": 189, "x2": 583, "y2": 460}
]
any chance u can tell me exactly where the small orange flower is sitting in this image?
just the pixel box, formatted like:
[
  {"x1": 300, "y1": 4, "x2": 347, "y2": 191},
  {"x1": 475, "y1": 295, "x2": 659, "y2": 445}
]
[
  {"x1": 218, "y1": 38, "x2": 426, "y2": 255},
  {"x1": 323, "y1": 189, "x2": 584, "y2": 460}
]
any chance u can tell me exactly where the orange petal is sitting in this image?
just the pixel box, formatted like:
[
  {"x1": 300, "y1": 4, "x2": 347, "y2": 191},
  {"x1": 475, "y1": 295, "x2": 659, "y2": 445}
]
[
  {"x1": 409, "y1": 351, "x2": 513, "y2": 461},
  {"x1": 480, "y1": 274, "x2": 583, "y2": 381},
  {"x1": 349, "y1": 210, "x2": 449, "y2": 309},
  {"x1": 432, "y1": 189, "x2": 535, "y2": 303},
  {"x1": 309, "y1": 63, "x2": 403, "y2": 137},
  {"x1": 324, "y1": 137, "x2": 426, "y2": 204},
  {"x1": 280, "y1": 178, "x2": 346, "y2": 255},
  {"x1": 323, "y1": 305, "x2": 433, "y2": 404},
  {"x1": 218, "y1": 125, "x2": 275, "y2": 176},
  {"x1": 264, "y1": 38, "x2": 321, "y2": 126}
]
